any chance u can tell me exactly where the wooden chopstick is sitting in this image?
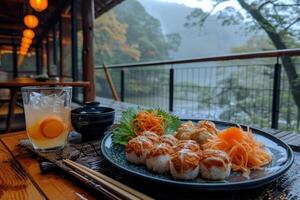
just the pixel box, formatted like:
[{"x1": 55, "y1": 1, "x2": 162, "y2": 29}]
[
  {"x1": 64, "y1": 159, "x2": 138, "y2": 200},
  {"x1": 69, "y1": 170, "x2": 122, "y2": 200},
  {"x1": 63, "y1": 159, "x2": 154, "y2": 200}
]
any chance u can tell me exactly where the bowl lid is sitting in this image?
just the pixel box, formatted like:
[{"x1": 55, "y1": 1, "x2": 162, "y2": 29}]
[{"x1": 71, "y1": 101, "x2": 114, "y2": 115}]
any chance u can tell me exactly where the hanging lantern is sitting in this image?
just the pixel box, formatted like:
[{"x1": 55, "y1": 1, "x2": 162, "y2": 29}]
[
  {"x1": 23, "y1": 29, "x2": 35, "y2": 39},
  {"x1": 20, "y1": 51, "x2": 27, "y2": 55},
  {"x1": 24, "y1": 15, "x2": 39, "y2": 29},
  {"x1": 22, "y1": 37, "x2": 32, "y2": 45},
  {"x1": 29, "y1": 0, "x2": 48, "y2": 12},
  {"x1": 21, "y1": 42, "x2": 30, "y2": 49},
  {"x1": 19, "y1": 49, "x2": 28, "y2": 54}
]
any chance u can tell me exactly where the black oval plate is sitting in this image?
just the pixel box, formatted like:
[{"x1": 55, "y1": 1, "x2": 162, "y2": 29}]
[{"x1": 101, "y1": 120, "x2": 294, "y2": 190}]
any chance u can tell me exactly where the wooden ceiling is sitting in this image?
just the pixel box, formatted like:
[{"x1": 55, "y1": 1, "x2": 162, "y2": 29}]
[
  {"x1": 94, "y1": 0, "x2": 124, "y2": 17},
  {"x1": 0, "y1": 0, "x2": 66, "y2": 46},
  {"x1": 0, "y1": 0, "x2": 124, "y2": 47}
]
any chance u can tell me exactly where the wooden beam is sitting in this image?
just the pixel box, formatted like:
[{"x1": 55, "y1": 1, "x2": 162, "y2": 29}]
[
  {"x1": 71, "y1": 0, "x2": 79, "y2": 99},
  {"x1": 42, "y1": 40, "x2": 47, "y2": 74},
  {"x1": 59, "y1": 16, "x2": 64, "y2": 78},
  {"x1": 52, "y1": 27, "x2": 57, "y2": 65},
  {"x1": 0, "y1": 24, "x2": 23, "y2": 31},
  {"x1": 35, "y1": 45, "x2": 42, "y2": 75},
  {"x1": 94, "y1": 0, "x2": 124, "y2": 18},
  {"x1": 46, "y1": 37, "x2": 50, "y2": 76},
  {"x1": 34, "y1": 0, "x2": 68, "y2": 44},
  {"x1": 12, "y1": 45, "x2": 18, "y2": 78},
  {"x1": 82, "y1": 0, "x2": 95, "y2": 102}
]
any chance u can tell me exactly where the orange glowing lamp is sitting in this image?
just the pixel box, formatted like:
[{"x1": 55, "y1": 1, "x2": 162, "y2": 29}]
[
  {"x1": 23, "y1": 29, "x2": 35, "y2": 39},
  {"x1": 21, "y1": 43, "x2": 30, "y2": 49},
  {"x1": 29, "y1": 0, "x2": 48, "y2": 12},
  {"x1": 20, "y1": 44, "x2": 28, "y2": 49},
  {"x1": 24, "y1": 15, "x2": 39, "y2": 29},
  {"x1": 20, "y1": 51, "x2": 27, "y2": 55},
  {"x1": 22, "y1": 37, "x2": 32, "y2": 45},
  {"x1": 19, "y1": 47, "x2": 28, "y2": 53}
]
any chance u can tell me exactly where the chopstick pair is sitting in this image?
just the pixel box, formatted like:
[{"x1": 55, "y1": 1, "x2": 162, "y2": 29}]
[{"x1": 63, "y1": 159, "x2": 153, "y2": 200}]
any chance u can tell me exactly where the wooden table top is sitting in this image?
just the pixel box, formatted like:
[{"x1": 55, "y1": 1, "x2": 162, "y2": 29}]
[
  {"x1": 0, "y1": 131, "x2": 95, "y2": 200},
  {"x1": 0, "y1": 80, "x2": 90, "y2": 88},
  {"x1": 1, "y1": 97, "x2": 300, "y2": 200}
]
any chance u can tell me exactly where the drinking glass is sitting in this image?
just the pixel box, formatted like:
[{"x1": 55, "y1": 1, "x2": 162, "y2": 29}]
[{"x1": 21, "y1": 86, "x2": 72, "y2": 152}]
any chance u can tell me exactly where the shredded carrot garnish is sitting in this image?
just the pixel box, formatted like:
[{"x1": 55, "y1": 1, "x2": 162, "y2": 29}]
[
  {"x1": 203, "y1": 127, "x2": 272, "y2": 176},
  {"x1": 131, "y1": 111, "x2": 165, "y2": 136}
]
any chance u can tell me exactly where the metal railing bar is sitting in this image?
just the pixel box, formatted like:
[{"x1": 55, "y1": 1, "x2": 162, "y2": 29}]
[{"x1": 95, "y1": 48, "x2": 300, "y2": 69}]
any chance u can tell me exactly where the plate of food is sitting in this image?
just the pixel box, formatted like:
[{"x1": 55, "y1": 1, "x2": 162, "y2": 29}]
[{"x1": 101, "y1": 108, "x2": 294, "y2": 190}]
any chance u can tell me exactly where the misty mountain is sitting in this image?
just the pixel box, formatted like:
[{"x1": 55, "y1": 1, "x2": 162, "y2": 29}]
[{"x1": 139, "y1": 0, "x2": 252, "y2": 59}]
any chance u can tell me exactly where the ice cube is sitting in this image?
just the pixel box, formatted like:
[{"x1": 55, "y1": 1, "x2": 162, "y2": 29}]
[
  {"x1": 36, "y1": 94, "x2": 50, "y2": 108},
  {"x1": 53, "y1": 93, "x2": 65, "y2": 113},
  {"x1": 29, "y1": 92, "x2": 42, "y2": 109}
]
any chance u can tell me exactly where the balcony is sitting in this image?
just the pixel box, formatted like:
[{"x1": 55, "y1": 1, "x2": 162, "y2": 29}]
[
  {"x1": 96, "y1": 49, "x2": 300, "y2": 132},
  {"x1": 1, "y1": 0, "x2": 300, "y2": 199}
]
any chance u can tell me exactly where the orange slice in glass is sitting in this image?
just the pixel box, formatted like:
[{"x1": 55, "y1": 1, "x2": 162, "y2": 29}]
[
  {"x1": 39, "y1": 116, "x2": 65, "y2": 138},
  {"x1": 27, "y1": 122, "x2": 42, "y2": 140}
]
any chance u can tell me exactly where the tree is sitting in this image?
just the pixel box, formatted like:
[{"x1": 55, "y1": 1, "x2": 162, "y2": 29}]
[
  {"x1": 94, "y1": 0, "x2": 181, "y2": 99},
  {"x1": 185, "y1": 0, "x2": 300, "y2": 112},
  {"x1": 93, "y1": 0, "x2": 181, "y2": 66},
  {"x1": 93, "y1": 11, "x2": 140, "y2": 65},
  {"x1": 231, "y1": 35, "x2": 274, "y2": 53},
  {"x1": 114, "y1": 0, "x2": 181, "y2": 62}
]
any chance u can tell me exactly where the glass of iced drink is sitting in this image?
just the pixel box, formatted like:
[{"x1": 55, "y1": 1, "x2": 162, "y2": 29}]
[{"x1": 21, "y1": 86, "x2": 72, "y2": 152}]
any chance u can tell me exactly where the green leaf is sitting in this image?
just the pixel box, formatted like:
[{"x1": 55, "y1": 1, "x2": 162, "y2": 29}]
[
  {"x1": 112, "y1": 108, "x2": 137, "y2": 145},
  {"x1": 112, "y1": 108, "x2": 181, "y2": 145}
]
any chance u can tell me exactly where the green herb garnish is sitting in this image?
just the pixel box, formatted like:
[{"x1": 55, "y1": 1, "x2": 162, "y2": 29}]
[{"x1": 112, "y1": 108, "x2": 180, "y2": 145}]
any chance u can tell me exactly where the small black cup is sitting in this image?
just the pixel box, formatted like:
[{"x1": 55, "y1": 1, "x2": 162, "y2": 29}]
[{"x1": 71, "y1": 102, "x2": 115, "y2": 141}]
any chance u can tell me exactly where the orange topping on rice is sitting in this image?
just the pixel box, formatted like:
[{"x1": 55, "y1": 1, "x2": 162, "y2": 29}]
[
  {"x1": 203, "y1": 127, "x2": 272, "y2": 176},
  {"x1": 218, "y1": 127, "x2": 244, "y2": 144},
  {"x1": 171, "y1": 150, "x2": 200, "y2": 172}
]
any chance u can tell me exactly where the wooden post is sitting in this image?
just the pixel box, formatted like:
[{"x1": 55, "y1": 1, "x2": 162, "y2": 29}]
[
  {"x1": 82, "y1": 0, "x2": 95, "y2": 102},
  {"x1": 36, "y1": 44, "x2": 42, "y2": 75},
  {"x1": 53, "y1": 27, "x2": 57, "y2": 66},
  {"x1": 103, "y1": 63, "x2": 120, "y2": 101},
  {"x1": 42, "y1": 40, "x2": 47, "y2": 74},
  {"x1": 46, "y1": 37, "x2": 50, "y2": 76},
  {"x1": 71, "y1": 0, "x2": 79, "y2": 99},
  {"x1": 12, "y1": 45, "x2": 18, "y2": 78},
  {"x1": 59, "y1": 16, "x2": 64, "y2": 78}
]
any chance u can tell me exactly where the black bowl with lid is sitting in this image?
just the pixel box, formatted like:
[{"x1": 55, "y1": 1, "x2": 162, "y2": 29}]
[{"x1": 71, "y1": 102, "x2": 115, "y2": 141}]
